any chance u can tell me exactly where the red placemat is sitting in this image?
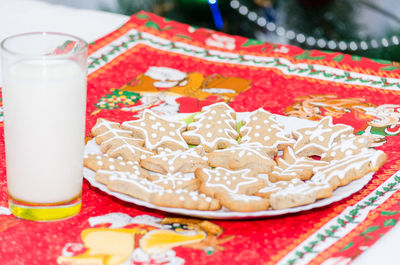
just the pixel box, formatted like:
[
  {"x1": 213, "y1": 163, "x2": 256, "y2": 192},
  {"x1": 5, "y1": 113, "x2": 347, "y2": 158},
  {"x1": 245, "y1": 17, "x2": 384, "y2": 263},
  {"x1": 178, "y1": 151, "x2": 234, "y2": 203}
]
[{"x1": 1, "y1": 11, "x2": 400, "y2": 265}]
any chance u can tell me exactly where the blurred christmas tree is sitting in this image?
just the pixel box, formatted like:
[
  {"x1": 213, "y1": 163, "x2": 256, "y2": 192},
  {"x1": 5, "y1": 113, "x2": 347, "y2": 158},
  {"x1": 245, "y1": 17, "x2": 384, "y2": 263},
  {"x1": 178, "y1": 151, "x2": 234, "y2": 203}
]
[
  {"x1": 104, "y1": 0, "x2": 400, "y2": 61},
  {"x1": 275, "y1": 0, "x2": 400, "y2": 61}
]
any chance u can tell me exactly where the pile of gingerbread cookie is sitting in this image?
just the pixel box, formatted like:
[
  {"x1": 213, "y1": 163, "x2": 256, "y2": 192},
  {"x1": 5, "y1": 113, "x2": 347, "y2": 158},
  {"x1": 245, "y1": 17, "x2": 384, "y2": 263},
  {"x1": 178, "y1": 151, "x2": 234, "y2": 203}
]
[{"x1": 84, "y1": 102, "x2": 387, "y2": 212}]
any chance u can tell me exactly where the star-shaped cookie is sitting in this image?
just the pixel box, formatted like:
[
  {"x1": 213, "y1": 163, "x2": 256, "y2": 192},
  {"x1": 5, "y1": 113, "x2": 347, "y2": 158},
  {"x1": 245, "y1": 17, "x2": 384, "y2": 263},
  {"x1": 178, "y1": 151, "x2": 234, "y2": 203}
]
[
  {"x1": 196, "y1": 167, "x2": 266, "y2": 197},
  {"x1": 292, "y1": 116, "x2": 353, "y2": 157},
  {"x1": 122, "y1": 109, "x2": 188, "y2": 152}
]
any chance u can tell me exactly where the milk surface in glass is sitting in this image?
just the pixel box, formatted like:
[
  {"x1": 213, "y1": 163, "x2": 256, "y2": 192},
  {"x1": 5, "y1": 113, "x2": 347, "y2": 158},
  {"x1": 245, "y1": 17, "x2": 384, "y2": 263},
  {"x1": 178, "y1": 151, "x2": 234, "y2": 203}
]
[{"x1": 3, "y1": 59, "x2": 86, "y2": 203}]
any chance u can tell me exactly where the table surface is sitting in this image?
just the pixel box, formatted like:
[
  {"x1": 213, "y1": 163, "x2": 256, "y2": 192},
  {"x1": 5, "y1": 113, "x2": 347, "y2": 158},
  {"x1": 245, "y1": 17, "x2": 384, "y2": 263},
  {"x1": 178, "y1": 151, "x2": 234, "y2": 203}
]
[{"x1": 0, "y1": 1, "x2": 399, "y2": 264}]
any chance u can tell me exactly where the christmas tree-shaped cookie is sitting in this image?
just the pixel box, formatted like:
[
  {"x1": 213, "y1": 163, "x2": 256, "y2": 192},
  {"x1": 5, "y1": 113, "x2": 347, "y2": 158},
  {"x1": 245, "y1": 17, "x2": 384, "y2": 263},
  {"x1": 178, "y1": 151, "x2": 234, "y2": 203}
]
[{"x1": 182, "y1": 102, "x2": 239, "y2": 152}]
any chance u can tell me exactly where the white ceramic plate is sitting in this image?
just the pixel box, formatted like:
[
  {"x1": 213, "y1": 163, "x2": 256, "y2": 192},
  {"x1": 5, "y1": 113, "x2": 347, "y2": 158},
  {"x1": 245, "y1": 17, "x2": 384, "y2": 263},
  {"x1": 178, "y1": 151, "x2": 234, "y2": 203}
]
[{"x1": 83, "y1": 113, "x2": 374, "y2": 219}]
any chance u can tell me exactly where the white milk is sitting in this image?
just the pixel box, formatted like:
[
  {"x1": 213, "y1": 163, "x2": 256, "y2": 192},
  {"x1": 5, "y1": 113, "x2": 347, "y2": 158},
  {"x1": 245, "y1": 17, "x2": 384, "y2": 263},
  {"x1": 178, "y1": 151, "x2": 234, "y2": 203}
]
[{"x1": 3, "y1": 59, "x2": 87, "y2": 203}]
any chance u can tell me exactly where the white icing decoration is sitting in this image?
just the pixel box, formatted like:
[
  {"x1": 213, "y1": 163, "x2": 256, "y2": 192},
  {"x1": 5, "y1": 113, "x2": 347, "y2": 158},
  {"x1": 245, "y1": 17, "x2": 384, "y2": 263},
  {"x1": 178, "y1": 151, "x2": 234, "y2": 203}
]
[
  {"x1": 345, "y1": 150, "x2": 353, "y2": 155},
  {"x1": 212, "y1": 143, "x2": 275, "y2": 169},
  {"x1": 122, "y1": 109, "x2": 188, "y2": 151},
  {"x1": 146, "y1": 146, "x2": 205, "y2": 173},
  {"x1": 293, "y1": 116, "x2": 353, "y2": 155},
  {"x1": 203, "y1": 167, "x2": 260, "y2": 193},
  {"x1": 272, "y1": 147, "x2": 328, "y2": 178},
  {"x1": 96, "y1": 119, "x2": 153, "y2": 160},
  {"x1": 239, "y1": 108, "x2": 294, "y2": 148},
  {"x1": 312, "y1": 150, "x2": 385, "y2": 187},
  {"x1": 151, "y1": 172, "x2": 194, "y2": 189},
  {"x1": 182, "y1": 102, "x2": 238, "y2": 150}
]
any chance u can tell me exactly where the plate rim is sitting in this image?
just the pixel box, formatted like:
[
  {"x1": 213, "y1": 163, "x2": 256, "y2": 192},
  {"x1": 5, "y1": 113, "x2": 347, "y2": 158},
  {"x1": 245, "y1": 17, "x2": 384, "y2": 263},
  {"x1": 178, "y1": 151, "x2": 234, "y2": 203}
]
[{"x1": 83, "y1": 112, "x2": 375, "y2": 219}]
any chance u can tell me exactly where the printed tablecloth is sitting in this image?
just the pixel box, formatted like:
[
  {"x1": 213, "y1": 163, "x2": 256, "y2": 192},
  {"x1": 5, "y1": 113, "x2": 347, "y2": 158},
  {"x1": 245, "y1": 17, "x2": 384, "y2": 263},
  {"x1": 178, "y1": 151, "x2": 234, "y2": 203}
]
[{"x1": 1, "y1": 11, "x2": 400, "y2": 265}]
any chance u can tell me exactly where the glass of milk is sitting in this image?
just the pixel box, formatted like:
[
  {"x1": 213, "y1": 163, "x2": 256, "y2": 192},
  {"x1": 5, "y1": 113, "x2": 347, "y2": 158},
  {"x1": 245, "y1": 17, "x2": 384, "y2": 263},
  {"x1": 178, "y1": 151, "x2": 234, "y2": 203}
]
[{"x1": 1, "y1": 32, "x2": 88, "y2": 221}]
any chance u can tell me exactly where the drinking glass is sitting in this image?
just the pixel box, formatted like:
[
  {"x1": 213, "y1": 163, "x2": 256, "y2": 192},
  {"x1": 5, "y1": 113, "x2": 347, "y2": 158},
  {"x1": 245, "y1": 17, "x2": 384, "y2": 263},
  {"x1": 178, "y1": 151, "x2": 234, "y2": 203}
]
[{"x1": 1, "y1": 32, "x2": 88, "y2": 221}]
